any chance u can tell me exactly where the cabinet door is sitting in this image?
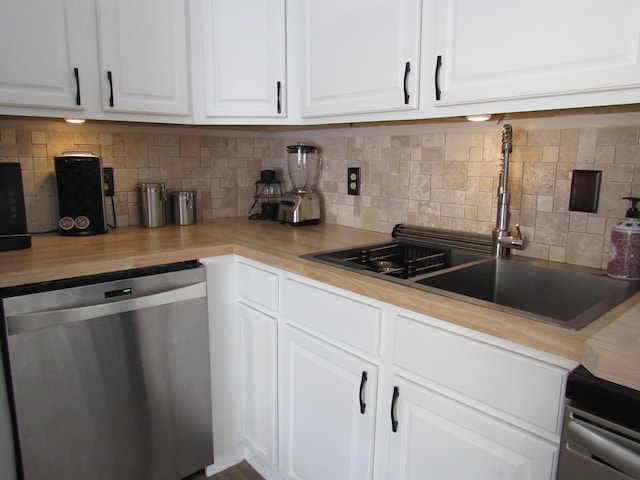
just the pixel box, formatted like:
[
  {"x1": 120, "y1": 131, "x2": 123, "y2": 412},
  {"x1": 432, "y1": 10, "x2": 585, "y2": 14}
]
[
  {"x1": 434, "y1": 0, "x2": 640, "y2": 106},
  {"x1": 282, "y1": 327, "x2": 377, "y2": 480},
  {"x1": 199, "y1": 0, "x2": 286, "y2": 118},
  {"x1": 300, "y1": 0, "x2": 422, "y2": 118},
  {"x1": 0, "y1": 0, "x2": 84, "y2": 110},
  {"x1": 239, "y1": 304, "x2": 278, "y2": 470},
  {"x1": 386, "y1": 377, "x2": 557, "y2": 480},
  {"x1": 95, "y1": 0, "x2": 190, "y2": 116}
]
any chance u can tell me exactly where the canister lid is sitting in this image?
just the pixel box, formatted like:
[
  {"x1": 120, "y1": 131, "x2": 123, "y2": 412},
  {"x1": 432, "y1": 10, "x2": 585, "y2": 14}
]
[
  {"x1": 170, "y1": 190, "x2": 195, "y2": 197},
  {"x1": 136, "y1": 182, "x2": 166, "y2": 190}
]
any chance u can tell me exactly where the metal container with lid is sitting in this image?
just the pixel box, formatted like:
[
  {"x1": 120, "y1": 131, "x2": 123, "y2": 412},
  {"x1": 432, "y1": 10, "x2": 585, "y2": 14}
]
[
  {"x1": 137, "y1": 183, "x2": 167, "y2": 228},
  {"x1": 170, "y1": 191, "x2": 196, "y2": 225}
]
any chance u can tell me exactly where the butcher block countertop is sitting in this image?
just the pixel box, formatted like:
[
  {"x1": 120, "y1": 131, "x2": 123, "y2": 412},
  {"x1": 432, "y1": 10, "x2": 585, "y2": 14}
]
[{"x1": 1, "y1": 217, "x2": 638, "y2": 391}]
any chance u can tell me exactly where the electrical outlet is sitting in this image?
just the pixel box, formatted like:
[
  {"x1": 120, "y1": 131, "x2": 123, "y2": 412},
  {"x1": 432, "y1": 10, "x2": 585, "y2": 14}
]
[
  {"x1": 348, "y1": 167, "x2": 360, "y2": 195},
  {"x1": 103, "y1": 167, "x2": 114, "y2": 196}
]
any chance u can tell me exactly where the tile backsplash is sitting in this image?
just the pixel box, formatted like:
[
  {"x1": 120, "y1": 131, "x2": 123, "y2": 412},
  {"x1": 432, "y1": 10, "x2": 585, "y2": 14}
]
[{"x1": 1, "y1": 114, "x2": 639, "y2": 270}]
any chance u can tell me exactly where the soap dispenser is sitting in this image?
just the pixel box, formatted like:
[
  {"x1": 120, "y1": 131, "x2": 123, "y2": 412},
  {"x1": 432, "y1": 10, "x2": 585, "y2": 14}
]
[{"x1": 607, "y1": 196, "x2": 640, "y2": 279}]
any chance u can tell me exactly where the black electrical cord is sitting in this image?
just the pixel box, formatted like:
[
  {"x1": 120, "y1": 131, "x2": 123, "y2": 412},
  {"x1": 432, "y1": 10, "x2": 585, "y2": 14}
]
[{"x1": 107, "y1": 195, "x2": 117, "y2": 229}]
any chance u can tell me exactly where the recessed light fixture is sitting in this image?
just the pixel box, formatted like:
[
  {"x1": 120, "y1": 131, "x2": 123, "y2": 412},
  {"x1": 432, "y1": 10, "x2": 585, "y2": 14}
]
[
  {"x1": 466, "y1": 114, "x2": 492, "y2": 122},
  {"x1": 64, "y1": 118, "x2": 86, "y2": 124}
]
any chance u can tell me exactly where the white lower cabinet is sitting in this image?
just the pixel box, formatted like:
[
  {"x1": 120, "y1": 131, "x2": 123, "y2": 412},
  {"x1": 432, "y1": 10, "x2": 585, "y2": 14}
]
[
  {"x1": 238, "y1": 304, "x2": 278, "y2": 470},
  {"x1": 215, "y1": 258, "x2": 576, "y2": 480},
  {"x1": 385, "y1": 377, "x2": 557, "y2": 480},
  {"x1": 282, "y1": 326, "x2": 378, "y2": 480}
]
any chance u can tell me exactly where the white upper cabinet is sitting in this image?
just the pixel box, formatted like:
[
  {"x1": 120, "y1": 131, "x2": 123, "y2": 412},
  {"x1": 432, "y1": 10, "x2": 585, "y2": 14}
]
[
  {"x1": 95, "y1": 0, "x2": 190, "y2": 116},
  {"x1": 299, "y1": 0, "x2": 423, "y2": 118},
  {"x1": 433, "y1": 0, "x2": 640, "y2": 113},
  {"x1": 0, "y1": 0, "x2": 86, "y2": 110},
  {"x1": 192, "y1": 0, "x2": 286, "y2": 121}
]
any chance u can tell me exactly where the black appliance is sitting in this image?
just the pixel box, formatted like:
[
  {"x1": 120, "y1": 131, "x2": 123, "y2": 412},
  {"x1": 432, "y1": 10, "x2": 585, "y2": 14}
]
[
  {"x1": 558, "y1": 365, "x2": 640, "y2": 479},
  {"x1": 0, "y1": 163, "x2": 31, "y2": 251},
  {"x1": 54, "y1": 152, "x2": 107, "y2": 236}
]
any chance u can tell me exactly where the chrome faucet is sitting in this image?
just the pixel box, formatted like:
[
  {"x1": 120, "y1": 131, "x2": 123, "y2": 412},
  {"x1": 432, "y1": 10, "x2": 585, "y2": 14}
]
[{"x1": 492, "y1": 124, "x2": 525, "y2": 258}]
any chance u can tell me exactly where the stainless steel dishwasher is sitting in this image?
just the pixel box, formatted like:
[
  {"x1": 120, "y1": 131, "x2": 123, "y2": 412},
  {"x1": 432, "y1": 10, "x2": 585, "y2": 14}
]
[{"x1": 0, "y1": 260, "x2": 213, "y2": 480}]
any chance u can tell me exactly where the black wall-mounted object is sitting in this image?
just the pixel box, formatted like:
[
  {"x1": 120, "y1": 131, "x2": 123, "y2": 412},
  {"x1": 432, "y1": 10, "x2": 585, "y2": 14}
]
[
  {"x1": 0, "y1": 162, "x2": 31, "y2": 251},
  {"x1": 55, "y1": 153, "x2": 108, "y2": 236},
  {"x1": 569, "y1": 170, "x2": 602, "y2": 213}
]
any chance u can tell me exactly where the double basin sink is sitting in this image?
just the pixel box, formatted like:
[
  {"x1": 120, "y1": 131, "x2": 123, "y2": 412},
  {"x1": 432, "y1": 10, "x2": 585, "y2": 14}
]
[{"x1": 303, "y1": 242, "x2": 640, "y2": 330}]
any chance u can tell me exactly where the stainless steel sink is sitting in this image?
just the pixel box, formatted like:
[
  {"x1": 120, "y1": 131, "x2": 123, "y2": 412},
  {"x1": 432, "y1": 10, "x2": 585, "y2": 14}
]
[{"x1": 415, "y1": 258, "x2": 640, "y2": 330}]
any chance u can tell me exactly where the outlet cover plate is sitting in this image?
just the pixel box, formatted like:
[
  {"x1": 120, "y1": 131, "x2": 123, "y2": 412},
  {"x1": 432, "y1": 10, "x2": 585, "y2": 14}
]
[{"x1": 348, "y1": 167, "x2": 360, "y2": 195}]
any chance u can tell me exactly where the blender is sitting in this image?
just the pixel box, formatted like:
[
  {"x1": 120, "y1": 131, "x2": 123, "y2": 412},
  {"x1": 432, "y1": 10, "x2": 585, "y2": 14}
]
[{"x1": 279, "y1": 144, "x2": 322, "y2": 225}]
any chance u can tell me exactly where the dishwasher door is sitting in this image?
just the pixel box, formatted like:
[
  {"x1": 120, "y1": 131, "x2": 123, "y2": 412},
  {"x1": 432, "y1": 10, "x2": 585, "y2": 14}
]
[{"x1": 1, "y1": 261, "x2": 213, "y2": 480}]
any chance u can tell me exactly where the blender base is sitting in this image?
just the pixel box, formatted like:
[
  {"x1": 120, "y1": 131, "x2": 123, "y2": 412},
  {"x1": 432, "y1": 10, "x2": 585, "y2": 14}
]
[{"x1": 278, "y1": 191, "x2": 321, "y2": 226}]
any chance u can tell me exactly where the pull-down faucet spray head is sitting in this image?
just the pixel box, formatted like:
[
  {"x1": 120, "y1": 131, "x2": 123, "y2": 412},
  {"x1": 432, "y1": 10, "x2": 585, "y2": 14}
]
[{"x1": 492, "y1": 124, "x2": 525, "y2": 258}]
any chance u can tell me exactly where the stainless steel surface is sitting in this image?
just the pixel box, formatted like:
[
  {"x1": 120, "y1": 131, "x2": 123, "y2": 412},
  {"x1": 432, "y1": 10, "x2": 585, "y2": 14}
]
[
  {"x1": 278, "y1": 191, "x2": 321, "y2": 225},
  {"x1": 416, "y1": 257, "x2": 640, "y2": 330},
  {"x1": 492, "y1": 124, "x2": 525, "y2": 257},
  {"x1": 137, "y1": 182, "x2": 167, "y2": 228},
  {"x1": 558, "y1": 367, "x2": 640, "y2": 479},
  {"x1": 1, "y1": 262, "x2": 213, "y2": 480},
  {"x1": 558, "y1": 406, "x2": 640, "y2": 479},
  {"x1": 171, "y1": 190, "x2": 196, "y2": 225},
  {"x1": 303, "y1": 225, "x2": 640, "y2": 329}
]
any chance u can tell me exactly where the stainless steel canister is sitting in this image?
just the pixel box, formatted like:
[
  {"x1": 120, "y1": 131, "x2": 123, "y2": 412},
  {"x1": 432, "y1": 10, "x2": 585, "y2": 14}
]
[
  {"x1": 170, "y1": 191, "x2": 196, "y2": 225},
  {"x1": 137, "y1": 183, "x2": 167, "y2": 228}
]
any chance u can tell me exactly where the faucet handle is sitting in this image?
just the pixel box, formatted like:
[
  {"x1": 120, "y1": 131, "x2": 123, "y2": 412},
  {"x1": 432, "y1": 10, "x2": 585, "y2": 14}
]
[{"x1": 513, "y1": 224, "x2": 525, "y2": 248}]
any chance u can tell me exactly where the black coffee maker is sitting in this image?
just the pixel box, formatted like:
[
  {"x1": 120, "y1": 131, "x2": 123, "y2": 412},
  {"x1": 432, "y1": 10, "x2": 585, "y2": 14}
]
[{"x1": 249, "y1": 169, "x2": 283, "y2": 220}]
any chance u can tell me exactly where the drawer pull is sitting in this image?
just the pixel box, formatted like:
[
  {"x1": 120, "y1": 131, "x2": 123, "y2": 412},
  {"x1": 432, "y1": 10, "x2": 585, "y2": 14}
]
[
  {"x1": 359, "y1": 371, "x2": 368, "y2": 414},
  {"x1": 391, "y1": 386, "x2": 399, "y2": 432}
]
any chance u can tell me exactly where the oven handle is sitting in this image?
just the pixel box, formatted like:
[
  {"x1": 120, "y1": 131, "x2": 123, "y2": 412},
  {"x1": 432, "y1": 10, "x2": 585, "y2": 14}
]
[
  {"x1": 567, "y1": 418, "x2": 640, "y2": 478},
  {"x1": 6, "y1": 282, "x2": 206, "y2": 335}
]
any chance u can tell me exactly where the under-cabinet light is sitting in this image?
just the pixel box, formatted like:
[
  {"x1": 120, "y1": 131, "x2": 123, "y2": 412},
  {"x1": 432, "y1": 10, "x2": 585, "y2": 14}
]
[
  {"x1": 64, "y1": 118, "x2": 86, "y2": 124},
  {"x1": 466, "y1": 114, "x2": 492, "y2": 122}
]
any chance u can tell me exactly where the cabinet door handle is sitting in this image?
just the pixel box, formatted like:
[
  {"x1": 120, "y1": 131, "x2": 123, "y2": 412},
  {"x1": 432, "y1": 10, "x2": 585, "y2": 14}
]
[
  {"x1": 277, "y1": 81, "x2": 282, "y2": 114},
  {"x1": 391, "y1": 386, "x2": 399, "y2": 432},
  {"x1": 73, "y1": 67, "x2": 81, "y2": 106},
  {"x1": 107, "y1": 71, "x2": 114, "y2": 107},
  {"x1": 434, "y1": 55, "x2": 442, "y2": 101},
  {"x1": 403, "y1": 62, "x2": 411, "y2": 104},
  {"x1": 359, "y1": 371, "x2": 368, "y2": 414}
]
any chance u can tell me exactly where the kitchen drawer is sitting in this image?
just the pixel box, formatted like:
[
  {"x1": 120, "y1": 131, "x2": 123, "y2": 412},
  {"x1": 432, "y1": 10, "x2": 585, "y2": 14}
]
[
  {"x1": 393, "y1": 314, "x2": 568, "y2": 435},
  {"x1": 283, "y1": 276, "x2": 382, "y2": 356},
  {"x1": 236, "y1": 260, "x2": 279, "y2": 314}
]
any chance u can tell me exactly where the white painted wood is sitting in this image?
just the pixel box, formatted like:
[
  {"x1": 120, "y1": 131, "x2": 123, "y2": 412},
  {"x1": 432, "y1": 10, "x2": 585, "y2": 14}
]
[
  {"x1": 197, "y1": 0, "x2": 286, "y2": 119},
  {"x1": 239, "y1": 304, "x2": 278, "y2": 470},
  {"x1": 283, "y1": 275, "x2": 382, "y2": 356},
  {"x1": 201, "y1": 255, "x2": 244, "y2": 475},
  {"x1": 95, "y1": 0, "x2": 190, "y2": 116},
  {"x1": 300, "y1": 0, "x2": 422, "y2": 118},
  {"x1": 282, "y1": 326, "x2": 377, "y2": 480},
  {"x1": 0, "y1": 0, "x2": 85, "y2": 110},
  {"x1": 392, "y1": 313, "x2": 568, "y2": 435},
  {"x1": 237, "y1": 259, "x2": 280, "y2": 314},
  {"x1": 434, "y1": 0, "x2": 640, "y2": 107},
  {"x1": 385, "y1": 377, "x2": 557, "y2": 480}
]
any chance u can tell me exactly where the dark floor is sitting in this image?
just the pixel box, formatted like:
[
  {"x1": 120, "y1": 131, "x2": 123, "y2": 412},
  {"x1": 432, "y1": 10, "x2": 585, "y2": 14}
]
[{"x1": 189, "y1": 461, "x2": 265, "y2": 480}]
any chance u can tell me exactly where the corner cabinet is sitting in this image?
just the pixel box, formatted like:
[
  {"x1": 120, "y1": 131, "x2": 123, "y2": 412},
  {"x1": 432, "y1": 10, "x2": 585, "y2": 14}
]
[
  {"x1": 95, "y1": 0, "x2": 190, "y2": 116},
  {"x1": 299, "y1": 0, "x2": 423, "y2": 118},
  {"x1": 190, "y1": 0, "x2": 287, "y2": 122},
  {"x1": 433, "y1": 0, "x2": 640, "y2": 113},
  {"x1": 0, "y1": 0, "x2": 86, "y2": 110}
]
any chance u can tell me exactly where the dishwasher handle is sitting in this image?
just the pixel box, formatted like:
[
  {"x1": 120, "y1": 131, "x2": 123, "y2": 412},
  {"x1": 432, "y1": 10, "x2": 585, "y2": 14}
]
[
  {"x1": 567, "y1": 417, "x2": 640, "y2": 478},
  {"x1": 7, "y1": 282, "x2": 207, "y2": 335}
]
